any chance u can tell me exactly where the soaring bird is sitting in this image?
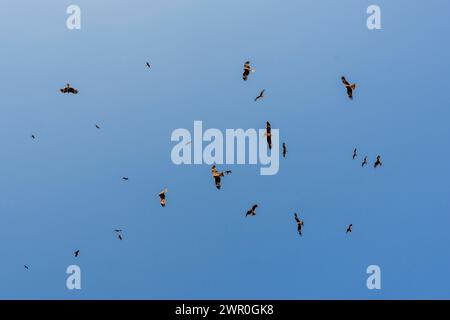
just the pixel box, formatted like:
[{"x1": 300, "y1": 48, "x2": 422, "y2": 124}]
[
  {"x1": 95, "y1": 124, "x2": 100, "y2": 129},
  {"x1": 246, "y1": 204, "x2": 258, "y2": 217},
  {"x1": 346, "y1": 224, "x2": 353, "y2": 234},
  {"x1": 353, "y1": 148, "x2": 357, "y2": 160},
  {"x1": 341, "y1": 76, "x2": 356, "y2": 99},
  {"x1": 74, "y1": 250, "x2": 80, "y2": 257},
  {"x1": 242, "y1": 61, "x2": 254, "y2": 81},
  {"x1": 265, "y1": 121, "x2": 272, "y2": 150},
  {"x1": 24, "y1": 265, "x2": 29, "y2": 270},
  {"x1": 254, "y1": 89, "x2": 265, "y2": 101},
  {"x1": 60, "y1": 83, "x2": 78, "y2": 94},
  {"x1": 31, "y1": 134, "x2": 36, "y2": 139},
  {"x1": 158, "y1": 188, "x2": 168, "y2": 207},
  {"x1": 211, "y1": 165, "x2": 226, "y2": 190},
  {"x1": 374, "y1": 155, "x2": 382, "y2": 168},
  {"x1": 145, "y1": 62, "x2": 151, "y2": 69},
  {"x1": 114, "y1": 230, "x2": 123, "y2": 240},
  {"x1": 294, "y1": 213, "x2": 304, "y2": 236},
  {"x1": 282, "y1": 143, "x2": 287, "y2": 158},
  {"x1": 225, "y1": 170, "x2": 232, "y2": 175},
  {"x1": 122, "y1": 177, "x2": 129, "y2": 181},
  {"x1": 361, "y1": 156, "x2": 368, "y2": 167}
]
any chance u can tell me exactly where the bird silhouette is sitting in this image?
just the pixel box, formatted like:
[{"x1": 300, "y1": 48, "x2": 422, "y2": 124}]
[
  {"x1": 374, "y1": 155, "x2": 382, "y2": 168},
  {"x1": 341, "y1": 76, "x2": 356, "y2": 99},
  {"x1": 31, "y1": 134, "x2": 36, "y2": 139},
  {"x1": 361, "y1": 156, "x2": 368, "y2": 167},
  {"x1": 74, "y1": 250, "x2": 80, "y2": 257},
  {"x1": 254, "y1": 89, "x2": 265, "y2": 101},
  {"x1": 114, "y1": 230, "x2": 123, "y2": 240},
  {"x1": 158, "y1": 188, "x2": 168, "y2": 207},
  {"x1": 242, "y1": 61, "x2": 254, "y2": 81},
  {"x1": 145, "y1": 62, "x2": 151, "y2": 69},
  {"x1": 24, "y1": 265, "x2": 29, "y2": 270},
  {"x1": 346, "y1": 224, "x2": 353, "y2": 233},
  {"x1": 294, "y1": 213, "x2": 304, "y2": 236},
  {"x1": 265, "y1": 121, "x2": 272, "y2": 150},
  {"x1": 118, "y1": 234, "x2": 123, "y2": 241},
  {"x1": 282, "y1": 143, "x2": 287, "y2": 158},
  {"x1": 95, "y1": 124, "x2": 100, "y2": 129},
  {"x1": 246, "y1": 204, "x2": 258, "y2": 217},
  {"x1": 353, "y1": 148, "x2": 357, "y2": 160},
  {"x1": 122, "y1": 177, "x2": 129, "y2": 181},
  {"x1": 60, "y1": 83, "x2": 78, "y2": 94}
]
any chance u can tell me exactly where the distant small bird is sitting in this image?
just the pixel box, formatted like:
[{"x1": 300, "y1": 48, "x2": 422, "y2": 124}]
[
  {"x1": 114, "y1": 230, "x2": 123, "y2": 240},
  {"x1": 145, "y1": 62, "x2": 151, "y2": 69},
  {"x1": 246, "y1": 204, "x2": 258, "y2": 217},
  {"x1": 60, "y1": 83, "x2": 78, "y2": 94},
  {"x1": 353, "y1": 148, "x2": 357, "y2": 160},
  {"x1": 254, "y1": 89, "x2": 265, "y2": 101},
  {"x1": 265, "y1": 121, "x2": 272, "y2": 150},
  {"x1": 122, "y1": 177, "x2": 129, "y2": 181},
  {"x1": 282, "y1": 143, "x2": 287, "y2": 158},
  {"x1": 225, "y1": 170, "x2": 232, "y2": 175},
  {"x1": 294, "y1": 213, "x2": 304, "y2": 236},
  {"x1": 374, "y1": 155, "x2": 382, "y2": 168},
  {"x1": 74, "y1": 250, "x2": 80, "y2": 257},
  {"x1": 346, "y1": 224, "x2": 353, "y2": 234},
  {"x1": 31, "y1": 134, "x2": 36, "y2": 139},
  {"x1": 158, "y1": 188, "x2": 167, "y2": 207},
  {"x1": 211, "y1": 165, "x2": 229, "y2": 190},
  {"x1": 242, "y1": 61, "x2": 255, "y2": 81},
  {"x1": 341, "y1": 76, "x2": 356, "y2": 100},
  {"x1": 361, "y1": 156, "x2": 368, "y2": 167},
  {"x1": 24, "y1": 265, "x2": 29, "y2": 270},
  {"x1": 95, "y1": 124, "x2": 100, "y2": 129}
]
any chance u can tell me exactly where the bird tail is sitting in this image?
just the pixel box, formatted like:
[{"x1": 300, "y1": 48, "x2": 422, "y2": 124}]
[{"x1": 350, "y1": 84, "x2": 356, "y2": 90}]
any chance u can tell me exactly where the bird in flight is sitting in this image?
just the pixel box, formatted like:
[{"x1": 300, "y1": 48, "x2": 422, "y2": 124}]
[
  {"x1": 242, "y1": 61, "x2": 255, "y2": 81},
  {"x1": 346, "y1": 224, "x2": 353, "y2": 234},
  {"x1": 254, "y1": 89, "x2": 265, "y2": 102},
  {"x1": 361, "y1": 156, "x2": 368, "y2": 167},
  {"x1": 246, "y1": 204, "x2": 258, "y2": 217},
  {"x1": 114, "y1": 230, "x2": 123, "y2": 240},
  {"x1": 265, "y1": 121, "x2": 272, "y2": 150},
  {"x1": 60, "y1": 83, "x2": 78, "y2": 94},
  {"x1": 374, "y1": 155, "x2": 382, "y2": 168},
  {"x1": 74, "y1": 250, "x2": 80, "y2": 257},
  {"x1": 24, "y1": 265, "x2": 29, "y2": 270},
  {"x1": 158, "y1": 188, "x2": 168, "y2": 207},
  {"x1": 145, "y1": 62, "x2": 151, "y2": 69},
  {"x1": 122, "y1": 177, "x2": 129, "y2": 181},
  {"x1": 294, "y1": 213, "x2": 304, "y2": 236},
  {"x1": 95, "y1": 124, "x2": 100, "y2": 129},
  {"x1": 341, "y1": 76, "x2": 356, "y2": 100},
  {"x1": 353, "y1": 148, "x2": 357, "y2": 160},
  {"x1": 211, "y1": 165, "x2": 231, "y2": 190},
  {"x1": 31, "y1": 134, "x2": 36, "y2": 139},
  {"x1": 282, "y1": 143, "x2": 287, "y2": 158}
]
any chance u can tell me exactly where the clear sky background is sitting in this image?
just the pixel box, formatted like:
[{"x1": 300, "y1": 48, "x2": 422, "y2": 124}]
[{"x1": 0, "y1": 0, "x2": 449, "y2": 299}]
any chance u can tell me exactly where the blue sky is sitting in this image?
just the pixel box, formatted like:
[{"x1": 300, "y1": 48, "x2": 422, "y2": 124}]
[{"x1": 0, "y1": 0, "x2": 449, "y2": 299}]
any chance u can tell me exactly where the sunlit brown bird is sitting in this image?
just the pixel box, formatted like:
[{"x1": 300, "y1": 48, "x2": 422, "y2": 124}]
[
  {"x1": 158, "y1": 188, "x2": 168, "y2": 207},
  {"x1": 282, "y1": 143, "x2": 287, "y2": 158},
  {"x1": 353, "y1": 148, "x2": 357, "y2": 160},
  {"x1": 60, "y1": 83, "x2": 78, "y2": 94},
  {"x1": 341, "y1": 76, "x2": 356, "y2": 99},
  {"x1": 74, "y1": 250, "x2": 80, "y2": 257},
  {"x1": 265, "y1": 121, "x2": 272, "y2": 150},
  {"x1": 361, "y1": 156, "x2": 368, "y2": 167},
  {"x1": 374, "y1": 155, "x2": 382, "y2": 168},
  {"x1": 242, "y1": 61, "x2": 254, "y2": 81},
  {"x1": 211, "y1": 165, "x2": 230, "y2": 190},
  {"x1": 254, "y1": 89, "x2": 265, "y2": 101},
  {"x1": 246, "y1": 204, "x2": 258, "y2": 217},
  {"x1": 294, "y1": 213, "x2": 304, "y2": 236}
]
